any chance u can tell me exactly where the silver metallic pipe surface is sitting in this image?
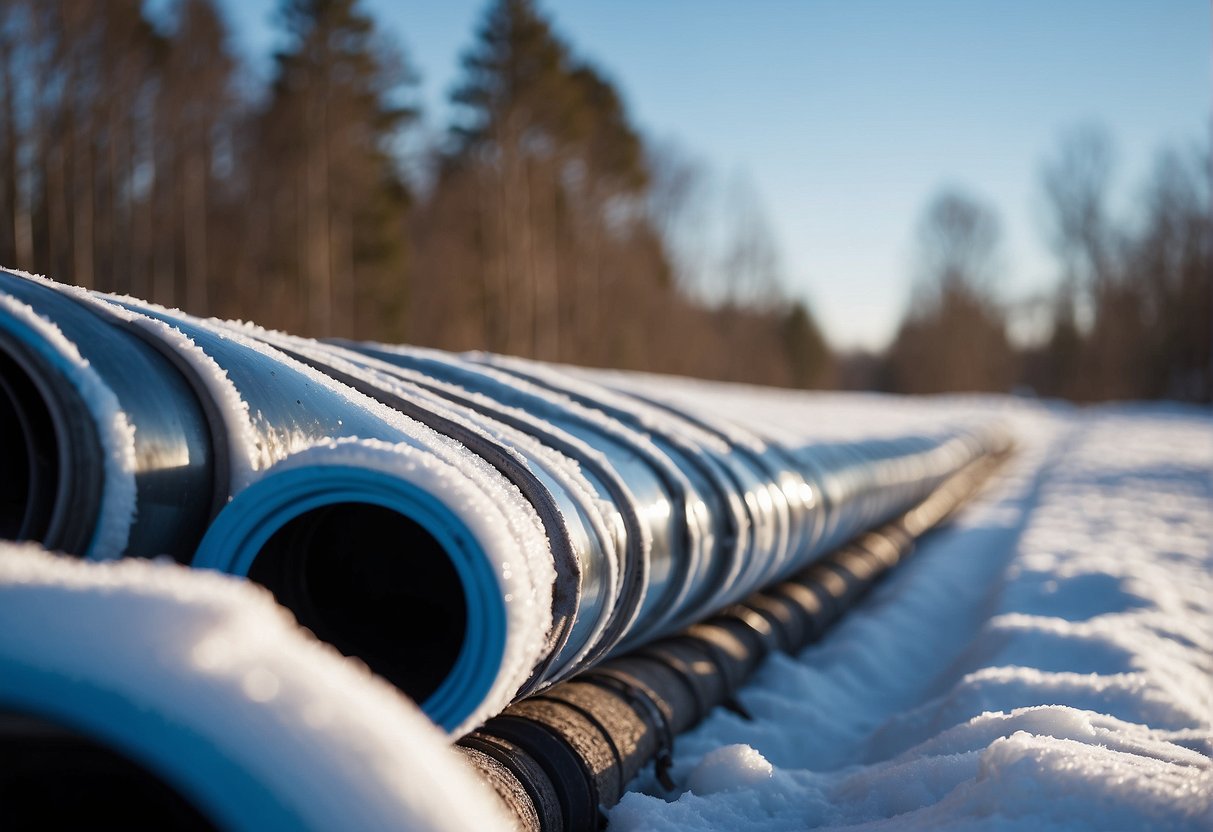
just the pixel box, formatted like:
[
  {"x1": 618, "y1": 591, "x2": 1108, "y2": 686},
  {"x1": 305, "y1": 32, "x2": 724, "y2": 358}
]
[
  {"x1": 480, "y1": 355, "x2": 1000, "y2": 623},
  {"x1": 0, "y1": 271, "x2": 214, "y2": 561},
  {"x1": 0, "y1": 271, "x2": 1010, "y2": 734},
  {"x1": 456, "y1": 447, "x2": 1011, "y2": 832},
  {"x1": 477, "y1": 354, "x2": 772, "y2": 636},
  {"x1": 323, "y1": 341, "x2": 654, "y2": 682},
  {"x1": 330, "y1": 342, "x2": 712, "y2": 658},
  {"x1": 482, "y1": 351, "x2": 795, "y2": 613}
]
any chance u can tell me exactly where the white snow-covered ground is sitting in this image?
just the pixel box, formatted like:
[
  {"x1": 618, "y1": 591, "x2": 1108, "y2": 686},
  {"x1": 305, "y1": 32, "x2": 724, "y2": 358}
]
[
  {"x1": 2, "y1": 395, "x2": 1209, "y2": 831},
  {"x1": 611, "y1": 402, "x2": 1213, "y2": 831}
]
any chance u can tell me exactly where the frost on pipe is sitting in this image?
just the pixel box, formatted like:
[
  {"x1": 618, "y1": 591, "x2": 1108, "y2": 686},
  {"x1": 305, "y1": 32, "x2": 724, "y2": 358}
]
[
  {"x1": 336, "y1": 342, "x2": 705, "y2": 649},
  {"x1": 481, "y1": 353, "x2": 814, "y2": 630},
  {"x1": 0, "y1": 542, "x2": 512, "y2": 832},
  {"x1": 232, "y1": 327, "x2": 622, "y2": 694},
  {"x1": 1, "y1": 273, "x2": 554, "y2": 733}
]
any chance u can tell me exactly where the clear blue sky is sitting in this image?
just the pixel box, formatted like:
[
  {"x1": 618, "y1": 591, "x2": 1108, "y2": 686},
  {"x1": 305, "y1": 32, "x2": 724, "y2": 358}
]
[{"x1": 218, "y1": 0, "x2": 1210, "y2": 351}]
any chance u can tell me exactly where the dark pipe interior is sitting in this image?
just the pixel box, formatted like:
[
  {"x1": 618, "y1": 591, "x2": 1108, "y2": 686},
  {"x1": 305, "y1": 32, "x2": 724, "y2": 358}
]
[
  {"x1": 0, "y1": 349, "x2": 59, "y2": 543},
  {"x1": 0, "y1": 711, "x2": 215, "y2": 830},
  {"x1": 249, "y1": 502, "x2": 469, "y2": 704}
]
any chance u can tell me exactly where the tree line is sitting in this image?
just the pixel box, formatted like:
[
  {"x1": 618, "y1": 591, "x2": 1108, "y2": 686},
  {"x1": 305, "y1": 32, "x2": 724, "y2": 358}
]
[
  {"x1": 871, "y1": 125, "x2": 1211, "y2": 403},
  {"x1": 0, "y1": 0, "x2": 830, "y2": 389},
  {"x1": 0, "y1": 0, "x2": 1206, "y2": 401}
]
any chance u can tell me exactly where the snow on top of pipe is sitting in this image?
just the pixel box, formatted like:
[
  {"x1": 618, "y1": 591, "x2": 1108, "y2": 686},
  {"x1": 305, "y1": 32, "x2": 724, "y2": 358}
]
[
  {"x1": 99, "y1": 295, "x2": 429, "y2": 470},
  {"x1": 375, "y1": 342, "x2": 703, "y2": 487},
  {"x1": 0, "y1": 291, "x2": 136, "y2": 559},
  {"x1": 598, "y1": 369, "x2": 1011, "y2": 446},
  {"x1": 0, "y1": 542, "x2": 512, "y2": 831},
  {"x1": 267, "y1": 334, "x2": 625, "y2": 673},
  {"x1": 364, "y1": 344, "x2": 662, "y2": 555},
  {"x1": 10, "y1": 277, "x2": 559, "y2": 718},
  {"x1": 257, "y1": 436, "x2": 555, "y2": 734}
]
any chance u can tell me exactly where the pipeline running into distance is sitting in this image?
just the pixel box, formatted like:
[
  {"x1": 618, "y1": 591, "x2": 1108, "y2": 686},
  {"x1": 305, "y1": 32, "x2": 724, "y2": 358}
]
[
  {"x1": 0, "y1": 270, "x2": 1010, "y2": 732},
  {"x1": 455, "y1": 447, "x2": 1009, "y2": 831}
]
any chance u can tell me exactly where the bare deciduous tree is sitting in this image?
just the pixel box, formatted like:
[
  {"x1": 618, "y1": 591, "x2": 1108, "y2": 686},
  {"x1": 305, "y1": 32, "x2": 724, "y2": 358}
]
[{"x1": 888, "y1": 188, "x2": 1015, "y2": 394}]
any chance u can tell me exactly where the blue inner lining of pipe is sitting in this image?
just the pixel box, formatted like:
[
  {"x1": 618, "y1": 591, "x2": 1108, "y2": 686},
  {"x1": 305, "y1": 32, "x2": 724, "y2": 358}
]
[
  {"x1": 0, "y1": 666, "x2": 294, "y2": 830},
  {"x1": 193, "y1": 465, "x2": 506, "y2": 732}
]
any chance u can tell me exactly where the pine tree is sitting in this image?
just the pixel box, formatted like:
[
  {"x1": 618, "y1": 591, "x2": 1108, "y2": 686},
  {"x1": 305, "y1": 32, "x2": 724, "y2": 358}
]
[
  {"x1": 253, "y1": 0, "x2": 415, "y2": 337},
  {"x1": 156, "y1": 0, "x2": 237, "y2": 316},
  {"x1": 426, "y1": 0, "x2": 660, "y2": 361}
]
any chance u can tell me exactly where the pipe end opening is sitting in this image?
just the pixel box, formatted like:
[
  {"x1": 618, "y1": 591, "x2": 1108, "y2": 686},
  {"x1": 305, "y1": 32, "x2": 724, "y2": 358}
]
[
  {"x1": 0, "y1": 711, "x2": 215, "y2": 830},
  {"x1": 248, "y1": 502, "x2": 469, "y2": 705},
  {"x1": 0, "y1": 349, "x2": 59, "y2": 544}
]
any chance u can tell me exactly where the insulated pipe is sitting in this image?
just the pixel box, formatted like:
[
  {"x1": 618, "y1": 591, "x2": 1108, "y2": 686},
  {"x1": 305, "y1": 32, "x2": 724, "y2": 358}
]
[
  {"x1": 474, "y1": 353, "x2": 789, "y2": 636},
  {"x1": 191, "y1": 442, "x2": 541, "y2": 731},
  {"x1": 2, "y1": 272, "x2": 1011, "y2": 734},
  {"x1": 0, "y1": 542, "x2": 514, "y2": 832},
  {"x1": 94, "y1": 297, "x2": 560, "y2": 733},
  {"x1": 1, "y1": 275, "x2": 557, "y2": 733},
  {"x1": 213, "y1": 325, "x2": 624, "y2": 694},
  {"x1": 578, "y1": 368, "x2": 1000, "y2": 556},
  {"x1": 0, "y1": 271, "x2": 214, "y2": 560},
  {"x1": 481, "y1": 354, "x2": 802, "y2": 625},
  {"x1": 474, "y1": 354, "x2": 1001, "y2": 625},
  {"x1": 331, "y1": 341, "x2": 711, "y2": 661},
  {"x1": 327, "y1": 342, "x2": 1003, "y2": 684},
  {"x1": 223, "y1": 336, "x2": 999, "y2": 725},
  {"x1": 456, "y1": 446, "x2": 1010, "y2": 832}
]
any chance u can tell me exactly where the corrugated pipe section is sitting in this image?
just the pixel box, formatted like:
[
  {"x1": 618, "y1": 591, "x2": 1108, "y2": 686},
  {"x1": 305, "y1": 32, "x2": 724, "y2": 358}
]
[{"x1": 0, "y1": 270, "x2": 1010, "y2": 735}]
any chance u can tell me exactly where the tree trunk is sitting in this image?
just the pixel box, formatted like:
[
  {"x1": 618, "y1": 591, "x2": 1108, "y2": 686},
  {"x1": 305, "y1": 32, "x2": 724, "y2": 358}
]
[{"x1": 183, "y1": 148, "x2": 209, "y2": 315}]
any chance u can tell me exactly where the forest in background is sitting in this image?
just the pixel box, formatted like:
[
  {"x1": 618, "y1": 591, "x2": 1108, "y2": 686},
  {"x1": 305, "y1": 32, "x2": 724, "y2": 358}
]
[{"x1": 0, "y1": 0, "x2": 1208, "y2": 401}]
